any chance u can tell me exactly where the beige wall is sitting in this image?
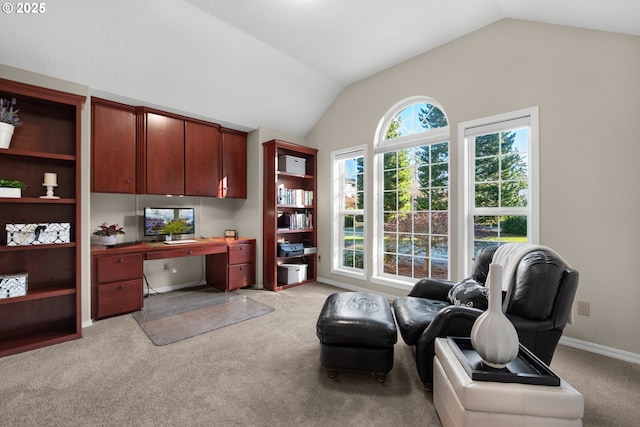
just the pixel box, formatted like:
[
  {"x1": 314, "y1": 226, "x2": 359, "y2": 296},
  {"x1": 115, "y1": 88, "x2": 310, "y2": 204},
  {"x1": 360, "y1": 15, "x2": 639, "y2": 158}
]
[{"x1": 306, "y1": 19, "x2": 640, "y2": 355}]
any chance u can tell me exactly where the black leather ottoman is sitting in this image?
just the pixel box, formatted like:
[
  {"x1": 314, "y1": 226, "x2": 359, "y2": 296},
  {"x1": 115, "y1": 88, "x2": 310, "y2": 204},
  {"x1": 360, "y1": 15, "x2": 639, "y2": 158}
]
[{"x1": 316, "y1": 292, "x2": 397, "y2": 382}]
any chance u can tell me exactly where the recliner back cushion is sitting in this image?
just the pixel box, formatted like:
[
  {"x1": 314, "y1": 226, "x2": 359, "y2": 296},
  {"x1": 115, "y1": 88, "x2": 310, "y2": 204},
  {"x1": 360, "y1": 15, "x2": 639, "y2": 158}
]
[
  {"x1": 470, "y1": 246, "x2": 499, "y2": 284},
  {"x1": 507, "y1": 251, "x2": 565, "y2": 320}
]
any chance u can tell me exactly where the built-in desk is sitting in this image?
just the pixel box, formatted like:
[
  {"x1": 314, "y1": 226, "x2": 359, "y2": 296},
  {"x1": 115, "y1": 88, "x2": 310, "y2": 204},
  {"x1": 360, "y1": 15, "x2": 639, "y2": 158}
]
[{"x1": 91, "y1": 237, "x2": 256, "y2": 319}]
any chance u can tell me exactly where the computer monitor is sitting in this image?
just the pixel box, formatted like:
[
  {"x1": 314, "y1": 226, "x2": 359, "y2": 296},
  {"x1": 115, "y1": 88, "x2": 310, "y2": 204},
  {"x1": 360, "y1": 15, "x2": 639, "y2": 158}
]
[{"x1": 143, "y1": 207, "x2": 195, "y2": 236}]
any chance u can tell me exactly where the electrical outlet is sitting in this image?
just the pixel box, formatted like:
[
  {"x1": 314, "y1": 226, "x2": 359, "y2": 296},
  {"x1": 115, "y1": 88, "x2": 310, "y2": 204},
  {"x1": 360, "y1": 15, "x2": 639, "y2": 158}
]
[
  {"x1": 163, "y1": 262, "x2": 170, "y2": 272},
  {"x1": 577, "y1": 300, "x2": 590, "y2": 316}
]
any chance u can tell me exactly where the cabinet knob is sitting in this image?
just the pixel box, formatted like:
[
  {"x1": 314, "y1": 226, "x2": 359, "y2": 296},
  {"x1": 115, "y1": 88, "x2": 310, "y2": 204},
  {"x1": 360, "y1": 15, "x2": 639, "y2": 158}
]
[
  {"x1": 118, "y1": 258, "x2": 124, "y2": 263},
  {"x1": 118, "y1": 286, "x2": 123, "y2": 290},
  {"x1": 125, "y1": 178, "x2": 131, "y2": 184},
  {"x1": 188, "y1": 250, "x2": 193, "y2": 255}
]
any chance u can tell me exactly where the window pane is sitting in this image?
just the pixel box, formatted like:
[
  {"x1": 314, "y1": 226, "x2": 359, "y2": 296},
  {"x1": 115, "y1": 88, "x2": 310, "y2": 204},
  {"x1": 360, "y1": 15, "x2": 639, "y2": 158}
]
[
  {"x1": 414, "y1": 211, "x2": 429, "y2": 234},
  {"x1": 431, "y1": 211, "x2": 448, "y2": 235},
  {"x1": 431, "y1": 188, "x2": 448, "y2": 210},
  {"x1": 413, "y1": 235, "x2": 429, "y2": 256},
  {"x1": 384, "y1": 213, "x2": 397, "y2": 232},
  {"x1": 476, "y1": 133, "x2": 499, "y2": 156},
  {"x1": 475, "y1": 157, "x2": 499, "y2": 182},
  {"x1": 431, "y1": 163, "x2": 448, "y2": 187},
  {"x1": 384, "y1": 233, "x2": 397, "y2": 253},
  {"x1": 475, "y1": 183, "x2": 499, "y2": 207},
  {"x1": 384, "y1": 191, "x2": 397, "y2": 211},
  {"x1": 384, "y1": 253, "x2": 397, "y2": 274},
  {"x1": 398, "y1": 234, "x2": 413, "y2": 254},
  {"x1": 398, "y1": 213, "x2": 412, "y2": 233},
  {"x1": 431, "y1": 142, "x2": 449, "y2": 163},
  {"x1": 385, "y1": 103, "x2": 448, "y2": 140}
]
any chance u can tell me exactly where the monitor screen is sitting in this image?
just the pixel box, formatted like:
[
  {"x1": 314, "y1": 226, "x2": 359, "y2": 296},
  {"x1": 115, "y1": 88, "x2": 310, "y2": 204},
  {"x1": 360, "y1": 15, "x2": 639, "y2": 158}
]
[{"x1": 144, "y1": 207, "x2": 195, "y2": 236}]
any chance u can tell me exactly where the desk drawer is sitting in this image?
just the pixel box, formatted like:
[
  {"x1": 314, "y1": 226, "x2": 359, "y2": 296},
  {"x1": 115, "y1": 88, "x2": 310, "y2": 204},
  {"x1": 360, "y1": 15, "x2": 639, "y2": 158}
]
[
  {"x1": 229, "y1": 243, "x2": 253, "y2": 265},
  {"x1": 96, "y1": 253, "x2": 143, "y2": 283},
  {"x1": 145, "y1": 245, "x2": 222, "y2": 260},
  {"x1": 228, "y1": 263, "x2": 255, "y2": 290},
  {"x1": 95, "y1": 279, "x2": 143, "y2": 319}
]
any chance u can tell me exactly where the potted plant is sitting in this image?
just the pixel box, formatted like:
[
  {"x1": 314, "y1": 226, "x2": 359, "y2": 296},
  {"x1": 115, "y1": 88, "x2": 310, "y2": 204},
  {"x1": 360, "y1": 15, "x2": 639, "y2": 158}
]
[
  {"x1": 0, "y1": 179, "x2": 26, "y2": 198},
  {"x1": 162, "y1": 219, "x2": 188, "y2": 241},
  {"x1": 93, "y1": 222, "x2": 126, "y2": 246},
  {"x1": 0, "y1": 97, "x2": 21, "y2": 149}
]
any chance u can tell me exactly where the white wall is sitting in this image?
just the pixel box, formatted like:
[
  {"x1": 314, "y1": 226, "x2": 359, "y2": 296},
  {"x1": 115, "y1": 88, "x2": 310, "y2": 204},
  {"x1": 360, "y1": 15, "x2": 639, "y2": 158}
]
[{"x1": 306, "y1": 19, "x2": 640, "y2": 356}]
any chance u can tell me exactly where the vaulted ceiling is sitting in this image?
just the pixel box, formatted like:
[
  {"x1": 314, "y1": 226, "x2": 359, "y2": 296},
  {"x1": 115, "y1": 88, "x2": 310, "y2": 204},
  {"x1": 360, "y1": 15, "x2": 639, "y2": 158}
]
[{"x1": 2, "y1": 0, "x2": 639, "y2": 136}]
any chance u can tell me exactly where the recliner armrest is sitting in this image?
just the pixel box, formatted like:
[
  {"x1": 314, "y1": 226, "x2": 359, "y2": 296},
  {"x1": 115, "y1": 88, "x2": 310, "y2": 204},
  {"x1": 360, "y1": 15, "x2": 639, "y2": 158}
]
[{"x1": 408, "y1": 278, "x2": 455, "y2": 301}]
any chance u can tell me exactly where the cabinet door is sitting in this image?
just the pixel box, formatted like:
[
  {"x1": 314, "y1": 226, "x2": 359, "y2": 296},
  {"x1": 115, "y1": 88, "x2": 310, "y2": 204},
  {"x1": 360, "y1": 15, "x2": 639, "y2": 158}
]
[
  {"x1": 143, "y1": 112, "x2": 185, "y2": 195},
  {"x1": 220, "y1": 129, "x2": 247, "y2": 198},
  {"x1": 91, "y1": 99, "x2": 136, "y2": 193},
  {"x1": 185, "y1": 121, "x2": 221, "y2": 197}
]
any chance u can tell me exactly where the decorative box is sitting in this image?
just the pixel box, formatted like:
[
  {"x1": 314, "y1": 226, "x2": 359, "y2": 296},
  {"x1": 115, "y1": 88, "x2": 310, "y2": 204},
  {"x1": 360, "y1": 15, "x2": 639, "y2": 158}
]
[
  {"x1": 277, "y1": 263, "x2": 307, "y2": 285},
  {"x1": 279, "y1": 155, "x2": 306, "y2": 175},
  {"x1": 6, "y1": 223, "x2": 71, "y2": 246},
  {"x1": 0, "y1": 272, "x2": 28, "y2": 299}
]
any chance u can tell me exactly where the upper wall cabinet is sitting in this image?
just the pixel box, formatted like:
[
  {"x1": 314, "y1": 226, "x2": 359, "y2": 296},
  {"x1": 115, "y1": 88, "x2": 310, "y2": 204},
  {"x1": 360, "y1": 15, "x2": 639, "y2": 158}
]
[
  {"x1": 185, "y1": 120, "x2": 221, "y2": 197},
  {"x1": 220, "y1": 128, "x2": 247, "y2": 199},
  {"x1": 137, "y1": 109, "x2": 185, "y2": 195},
  {"x1": 91, "y1": 99, "x2": 247, "y2": 198},
  {"x1": 91, "y1": 98, "x2": 136, "y2": 193}
]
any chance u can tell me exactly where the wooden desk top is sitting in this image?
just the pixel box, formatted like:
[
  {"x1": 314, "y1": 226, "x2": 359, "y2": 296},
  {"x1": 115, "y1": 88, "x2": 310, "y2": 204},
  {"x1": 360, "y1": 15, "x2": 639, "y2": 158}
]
[{"x1": 91, "y1": 236, "x2": 255, "y2": 257}]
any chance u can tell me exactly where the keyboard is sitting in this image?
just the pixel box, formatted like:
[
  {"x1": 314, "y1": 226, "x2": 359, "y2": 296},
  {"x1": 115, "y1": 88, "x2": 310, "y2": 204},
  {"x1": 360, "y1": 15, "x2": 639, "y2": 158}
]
[{"x1": 163, "y1": 239, "x2": 199, "y2": 245}]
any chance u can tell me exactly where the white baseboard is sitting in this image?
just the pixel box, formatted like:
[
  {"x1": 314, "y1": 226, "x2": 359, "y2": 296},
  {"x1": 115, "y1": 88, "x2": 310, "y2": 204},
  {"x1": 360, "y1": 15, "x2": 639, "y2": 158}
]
[
  {"x1": 318, "y1": 276, "x2": 640, "y2": 366},
  {"x1": 559, "y1": 336, "x2": 640, "y2": 365}
]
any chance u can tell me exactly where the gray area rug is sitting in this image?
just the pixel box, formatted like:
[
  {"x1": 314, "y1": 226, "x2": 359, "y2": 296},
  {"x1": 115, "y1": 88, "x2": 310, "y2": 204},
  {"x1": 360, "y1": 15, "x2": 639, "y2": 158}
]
[{"x1": 132, "y1": 286, "x2": 274, "y2": 345}]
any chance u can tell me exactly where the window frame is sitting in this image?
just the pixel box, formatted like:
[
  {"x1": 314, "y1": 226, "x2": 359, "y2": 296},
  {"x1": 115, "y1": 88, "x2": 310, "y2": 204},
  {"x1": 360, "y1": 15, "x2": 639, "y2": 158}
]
[
  {"x1": 331, "y1": 145, "x2": 367, "y2": 279},
  {"x1": 371, "y1": 97, "x2": 450, "y2": 291},
  {"x1": 457, "y1": 106, "x2": 540, "y2": 278}
]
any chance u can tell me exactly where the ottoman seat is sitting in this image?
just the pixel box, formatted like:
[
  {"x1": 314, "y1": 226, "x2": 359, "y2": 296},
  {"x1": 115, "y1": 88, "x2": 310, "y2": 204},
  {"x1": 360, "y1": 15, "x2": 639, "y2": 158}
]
[{"x1": 316, "y1": 292, "x2": 397, "y2": 382}]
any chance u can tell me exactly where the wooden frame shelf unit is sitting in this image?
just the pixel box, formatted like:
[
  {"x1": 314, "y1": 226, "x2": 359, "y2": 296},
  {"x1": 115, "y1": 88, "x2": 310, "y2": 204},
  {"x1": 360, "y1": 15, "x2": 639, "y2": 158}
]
[
  {"x1": 0, "y1": 78, "x2": 84, "y2": 357},
  {"x1": 263, "y1": 139, "x2": 318, "y2": 291}
]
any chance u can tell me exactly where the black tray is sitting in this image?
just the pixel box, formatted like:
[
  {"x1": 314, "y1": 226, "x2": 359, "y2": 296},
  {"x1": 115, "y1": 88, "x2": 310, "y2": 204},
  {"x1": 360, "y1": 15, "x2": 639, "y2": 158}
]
[{"x1": 447, "y1": 337, "x2": 560, "y2": 386}]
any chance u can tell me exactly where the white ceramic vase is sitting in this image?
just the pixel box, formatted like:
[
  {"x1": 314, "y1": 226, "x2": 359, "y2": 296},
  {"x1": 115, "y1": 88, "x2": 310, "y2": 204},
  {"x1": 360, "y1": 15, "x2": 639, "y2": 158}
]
[
  {"x1": 470, "y1": 263, "x2": 520, "y2": 369},
  {"x1": 0, "y1": 122, "x2": 15, "y2": 149}
]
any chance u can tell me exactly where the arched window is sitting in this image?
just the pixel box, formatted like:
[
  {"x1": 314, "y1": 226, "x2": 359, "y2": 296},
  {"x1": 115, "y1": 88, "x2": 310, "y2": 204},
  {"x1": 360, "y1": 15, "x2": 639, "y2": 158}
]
[{"x1": 373, "y1": 97, "x2": 450, "y2": 289}]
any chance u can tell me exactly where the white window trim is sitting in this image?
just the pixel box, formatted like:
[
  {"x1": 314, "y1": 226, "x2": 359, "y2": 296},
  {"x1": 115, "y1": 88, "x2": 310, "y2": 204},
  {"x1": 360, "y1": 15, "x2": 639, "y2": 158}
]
[
  {"x1": 457, "y1": 106, "x2": 540, "y2": 278},
  {"x1": 331, "y1": 145, "x2": 367, "y2": 280},
  {"x1": 371, "y1": 96, "x2": 450, "y2": 291}
]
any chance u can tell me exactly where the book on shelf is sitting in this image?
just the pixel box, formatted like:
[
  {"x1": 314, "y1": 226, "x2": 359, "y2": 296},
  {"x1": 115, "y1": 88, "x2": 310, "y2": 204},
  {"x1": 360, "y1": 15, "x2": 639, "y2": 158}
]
[
  {"x1": 277, "y1": 185, "x2": 313, "y2": 206},
  {"x1": 277, "y1": 210, "x2": 313, "y2": 230}
]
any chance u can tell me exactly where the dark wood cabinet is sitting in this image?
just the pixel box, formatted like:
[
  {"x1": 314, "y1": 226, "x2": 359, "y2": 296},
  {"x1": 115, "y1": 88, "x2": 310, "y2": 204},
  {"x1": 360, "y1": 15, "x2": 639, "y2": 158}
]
[
  {"x1": 220, "y1": 128, "x2": 247, "y2": 198},
  {"x1": 185, "y1": 120, "x2": 221, "y2": 197},
  {"x1": 137, "y1": 110, "x2": 185, "y2": 195},
  {"x1": 90, "y1": 104, "x2": 246, "y2": 198},
  {"x1": 262, "y1": 140, "x2": 317, "y2": 291},
  {"x1": 0, "y1": 78, "x2": 84, "y2": 357},
  {"x1": 91, "y1": 98, "x2": 136, "y2": 193},
  {"x1": 207, "y1": 239, "x2": 256, "y2": 292},
  {"x1": 92, "y1": 253, "x2": 143, "y2": 319}
]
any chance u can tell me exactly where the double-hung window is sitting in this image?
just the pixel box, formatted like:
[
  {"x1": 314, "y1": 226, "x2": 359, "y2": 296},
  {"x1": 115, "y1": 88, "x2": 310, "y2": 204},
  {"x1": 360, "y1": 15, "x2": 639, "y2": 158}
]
[
  {"x1": 459, "y1": 107, "x2": 539, "y2": 275},
  {"x1": 373, "y1": 97, "x2": 450, "y2": 289},
  {"x1": 332, "y1": 146, "x2": 366, "y2": 278}
]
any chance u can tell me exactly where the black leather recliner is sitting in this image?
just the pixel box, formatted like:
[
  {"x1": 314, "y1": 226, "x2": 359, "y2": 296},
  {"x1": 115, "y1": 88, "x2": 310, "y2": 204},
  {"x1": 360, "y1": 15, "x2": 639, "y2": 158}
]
[{"x1": 392, "y1": 245, "x2": 579, "y2": 388}]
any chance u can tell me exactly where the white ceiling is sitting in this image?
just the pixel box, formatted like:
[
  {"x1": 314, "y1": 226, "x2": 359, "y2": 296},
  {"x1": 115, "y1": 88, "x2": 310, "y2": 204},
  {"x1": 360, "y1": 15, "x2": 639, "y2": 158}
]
[
  {"x1": 185, "y1": 0, "x2": 640, "y2": 87},
  {"x1": 3, "y1": 0, "x2": 639, "y2": 136}
]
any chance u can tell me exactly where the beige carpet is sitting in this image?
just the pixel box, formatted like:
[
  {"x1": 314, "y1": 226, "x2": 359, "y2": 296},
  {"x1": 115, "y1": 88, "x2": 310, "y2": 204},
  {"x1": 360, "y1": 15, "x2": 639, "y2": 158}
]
[
  {"x1": 132, "y1": 287, "x2": 274, "y2": 345},
  {"x1": 0, "y1": 282, "x2": 638, "y2": 426}
]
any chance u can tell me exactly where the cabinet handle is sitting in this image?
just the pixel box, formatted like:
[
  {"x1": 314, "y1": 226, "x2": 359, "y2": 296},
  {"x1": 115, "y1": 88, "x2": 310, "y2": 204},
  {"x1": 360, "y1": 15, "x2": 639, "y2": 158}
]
[
  {"x1": 125, "y1": 179, "x2": 131, "y2": 184},
  {"x1": 118, "y1": 258, "x2": 124, "y2": 263},
  {"x1": 188, "y1": 250, "x2": 193, "y2": 254},
  {"x1": 118, "y1": 286, "x2": 123, "y2": 290}
]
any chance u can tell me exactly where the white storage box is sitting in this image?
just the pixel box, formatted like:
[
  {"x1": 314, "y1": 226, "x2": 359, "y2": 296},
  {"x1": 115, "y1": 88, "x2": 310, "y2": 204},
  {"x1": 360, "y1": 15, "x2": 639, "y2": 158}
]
[
  {"x1": 0, "y1": 272, "x2": 28, "y2": 299},
  {"x1": 279, "y1": 155, "x2": 306, "y2": 175},
  {"x1": 277, "y1": 263, "x2": 308, "y2": 285},
  {"x1": 6, "y1": 223, "x2": 71, "y2": 246}
]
